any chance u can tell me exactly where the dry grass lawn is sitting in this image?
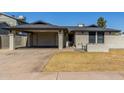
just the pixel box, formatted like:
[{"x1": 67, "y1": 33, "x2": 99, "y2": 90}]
[{"x1": 43, "y1": 49, "x2": 124, "y2": 72}]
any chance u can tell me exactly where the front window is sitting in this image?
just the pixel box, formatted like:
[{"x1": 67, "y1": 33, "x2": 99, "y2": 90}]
[
  {"x1": 97, "y1": 32, "x2": 104, "y2": 43},
  {"x1": 89, "y1": 32, "x2": 96, "y2": 43}
]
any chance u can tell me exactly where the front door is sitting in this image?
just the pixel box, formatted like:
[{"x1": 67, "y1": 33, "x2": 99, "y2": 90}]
[{"x1": 68, "y1": 32, "x2": 74, "y2": 47}]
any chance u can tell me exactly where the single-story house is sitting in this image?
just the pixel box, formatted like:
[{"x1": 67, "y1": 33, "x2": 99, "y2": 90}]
[{"x1": 3, "y1": 20, "x2": 124, "y2": 52}]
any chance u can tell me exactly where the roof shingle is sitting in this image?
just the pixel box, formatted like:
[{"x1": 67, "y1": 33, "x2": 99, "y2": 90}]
[{"x1": 2, "y1": 21, "x2": 121, "y2": 32}]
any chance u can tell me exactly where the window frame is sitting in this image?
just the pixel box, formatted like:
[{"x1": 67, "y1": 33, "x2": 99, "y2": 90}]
[
  {"x1": 97, "y1": 32, "x2": 104, "y2": 44},
  {"x1": 89, "y1": 32, "x2": 96, "y2": 44}
]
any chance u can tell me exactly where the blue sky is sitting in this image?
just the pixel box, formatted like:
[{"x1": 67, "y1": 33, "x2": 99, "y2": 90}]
[{"x1": 6, "y1": 12, "x2": 124, "y2": 31}]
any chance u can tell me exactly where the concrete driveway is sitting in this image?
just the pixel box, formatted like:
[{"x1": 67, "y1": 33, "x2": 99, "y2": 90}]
[{"x1": 0, "y1": 48, "x2": 57, "y2": 73}]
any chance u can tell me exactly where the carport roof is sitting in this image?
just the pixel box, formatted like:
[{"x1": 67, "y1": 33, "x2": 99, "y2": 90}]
[{"x1": 4, "y1": 21, "x2": 67, "y2": 30}]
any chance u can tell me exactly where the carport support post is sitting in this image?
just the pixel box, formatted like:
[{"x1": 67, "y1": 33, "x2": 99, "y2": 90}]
[
  {"x1": 27, "y1": 33, "x2": 31, "y2": 47},
  {"x1": 96, "y1": 32, "x2": 97, "y2": 44},
  {"x1": 58, "y1": 30, "x2": 64, "y2": 49},
  {"x1": 9, "y1": 30, "x2": 15, "y2": 50},
  {"x1": 66, "y1": 32, "x2": 69, "y2": 47}
]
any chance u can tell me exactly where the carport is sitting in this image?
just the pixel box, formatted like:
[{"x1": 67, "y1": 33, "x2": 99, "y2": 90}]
[{"x1": 6, "y1": 21, "x2": 68, "y2": 50}]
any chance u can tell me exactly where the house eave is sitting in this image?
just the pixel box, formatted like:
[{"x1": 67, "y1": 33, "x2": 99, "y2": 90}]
[
  {"x1": 70, "y1": 30, "x2": 121, "y2": 32},
  {"x1": 2, "y1": 27, "x2": 67, "y2": 32}
]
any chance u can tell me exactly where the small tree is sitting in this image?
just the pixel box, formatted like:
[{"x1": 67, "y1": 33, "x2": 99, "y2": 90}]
[{"x1": 97, "y1": 17, "x2": 107, "y2": 28}]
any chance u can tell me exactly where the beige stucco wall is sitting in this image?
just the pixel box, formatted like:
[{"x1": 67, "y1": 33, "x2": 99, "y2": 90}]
[
  {"x1": 105, "y1": 32, "x2": 124, "y2": 49},
  {"x1": 75, "y1": 32, "x2": 88, "y2": 49},
  {"x1": 87, "y1": 44, "x2": 109, "y2": 52},
  {"x1": 0, "y1": 14, "x2": 18, "y2": 26},
  {"x1": 75, "y1": 31, "x2": 124, "y2": 52},
  {"x1": 31, "y1": 32, "x2": 58, "y2": 47}
]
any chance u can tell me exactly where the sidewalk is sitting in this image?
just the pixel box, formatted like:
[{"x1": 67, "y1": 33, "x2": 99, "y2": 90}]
[{"x1": 0, "y1": 72, "x2": 124, "y2": 80}]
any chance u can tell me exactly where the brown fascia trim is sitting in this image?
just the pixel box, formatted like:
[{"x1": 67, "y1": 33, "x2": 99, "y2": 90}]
[
  {"x1": 70, "y1": 30, "x2": 121, "y2": 32},
  {"x1": 5, "y1": 27, "x2": 67, "y2": 31}
]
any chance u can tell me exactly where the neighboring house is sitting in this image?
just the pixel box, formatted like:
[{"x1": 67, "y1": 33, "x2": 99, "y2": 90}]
[
  {"x1": 0, "y1": 13, "x2": 27, "y2": 49},
  {"x1": 0, "y1": 13, "x2": 26, "y2": 27},
  {"x1": 4, "y1": 20, "x2": 124, "y2": 52},
  {"x1": 0, "y1": 13, "x2": 27, "y2": 35}
]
